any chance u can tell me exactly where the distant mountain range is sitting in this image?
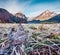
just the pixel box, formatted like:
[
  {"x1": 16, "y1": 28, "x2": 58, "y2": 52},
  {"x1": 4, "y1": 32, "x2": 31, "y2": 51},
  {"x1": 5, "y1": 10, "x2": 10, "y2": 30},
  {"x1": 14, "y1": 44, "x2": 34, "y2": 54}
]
[
  {"x1": 0, "y1": 8, "x2": 27, "y2": 23},
  {"x1": 0, "y1": 8, "x2": 60, "y2": 23},
  {"x1": 28, "y1": 10, "x2": 60, "y2": 23},
  {"x1": 28, "y1": 14, "x2": 60, "y2": 23}
]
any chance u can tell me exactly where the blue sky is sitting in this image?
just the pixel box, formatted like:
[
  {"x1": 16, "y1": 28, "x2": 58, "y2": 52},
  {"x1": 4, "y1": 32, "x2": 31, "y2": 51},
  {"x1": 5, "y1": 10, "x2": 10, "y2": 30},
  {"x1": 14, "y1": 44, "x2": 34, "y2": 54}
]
[{"x1": 0, "y1": 0, "x2": 60, "y2": 17}]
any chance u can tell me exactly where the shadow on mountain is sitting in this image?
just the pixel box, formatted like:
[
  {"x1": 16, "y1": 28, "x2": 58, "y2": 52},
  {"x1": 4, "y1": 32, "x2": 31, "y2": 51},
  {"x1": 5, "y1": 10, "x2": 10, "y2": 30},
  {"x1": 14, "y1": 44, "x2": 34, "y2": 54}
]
[
  {"x1": 43, "y1": 14, "x2": 60, "y2": 23},
  {"x1": 28, "y1": 14, "x2": 60, "y2": 23},
  {"x1": 0, "y1": 8, "x2": 27, "y2": 23}
]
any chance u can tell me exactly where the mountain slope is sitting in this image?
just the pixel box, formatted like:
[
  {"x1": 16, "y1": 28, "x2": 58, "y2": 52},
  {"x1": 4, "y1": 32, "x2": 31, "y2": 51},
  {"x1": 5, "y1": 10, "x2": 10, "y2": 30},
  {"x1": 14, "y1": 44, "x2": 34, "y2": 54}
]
[
  {"x1": 0, "y1": 8, "x2": 27, "y2": 23},
  {"x1": 34, "y1": 10, "x2": 57, "y2": 20},
  {"x1": 15, "y1": 12, "x2": 27, "y2": 19},
  {"x1": 15, "y1": 12, "x2": 27, "y2": 23},
  {"x1": 43, "y1": 14, "x2": 60, "y2": 23},
  {"x1": 28, "y1": 14, "x2": 60, "y2": 23}
]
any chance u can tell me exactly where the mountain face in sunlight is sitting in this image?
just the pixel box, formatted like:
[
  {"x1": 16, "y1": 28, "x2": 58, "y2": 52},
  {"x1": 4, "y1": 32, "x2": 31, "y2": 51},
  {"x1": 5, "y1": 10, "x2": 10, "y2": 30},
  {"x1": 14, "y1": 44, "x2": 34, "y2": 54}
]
[
  {"x1": 33, "y1": 10, "x2": 57, "y2": 21},
  {"x1": 44, "y1": 14, "x2": 60, "y2": 23},
  {"x1": 28, "y1": 14, "x2": 60, "y2": 23},
  {"x1": 0, "y1": 8, "x2": 27, "y2": 23},
  {"x1": 15, "y1": 12, "x2": 27, "y2": 19},
  {"x1": 15, "y1": 12, "x2": 27, "y2": 23},
  {"x1": 0, "y1": 8, "x2": 60, "y2": 23}
]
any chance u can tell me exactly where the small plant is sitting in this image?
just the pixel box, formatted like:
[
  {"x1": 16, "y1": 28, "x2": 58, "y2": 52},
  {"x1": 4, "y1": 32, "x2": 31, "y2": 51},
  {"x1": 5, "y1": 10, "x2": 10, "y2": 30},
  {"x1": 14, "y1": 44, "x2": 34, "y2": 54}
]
[
  {"x1": 33, "y1": 44, "x2": 43, "y2": 49},
  {"x1": 43, "y1": 41, "x2": 54, "y2": 45},
  {"x1": 51, "y1": 34, "x2": 60, "y2": 40},
  {"x1": 29, "y1": 25, "x2": 37, "y2": 30},
  {"x1": 0, "y1": 32, "x2": 2, "y2": 34}
]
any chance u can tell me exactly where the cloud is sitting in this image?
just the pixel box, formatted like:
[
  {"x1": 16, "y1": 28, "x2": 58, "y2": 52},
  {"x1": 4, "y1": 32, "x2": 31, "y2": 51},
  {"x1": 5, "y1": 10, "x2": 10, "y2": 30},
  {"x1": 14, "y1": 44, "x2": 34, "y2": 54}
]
[
  {"x1": 0, "y1": 0, "x2": 60, "y2": 17},
  {"x1": 25, "y1": 0, "x2": 60, "y2": 17},
  {"x1": 25, "y1": 3, "x2": 54, "y2": 17},
  {"x1": 0, "y1": 0, "x2": 32, "y2": 14}
]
